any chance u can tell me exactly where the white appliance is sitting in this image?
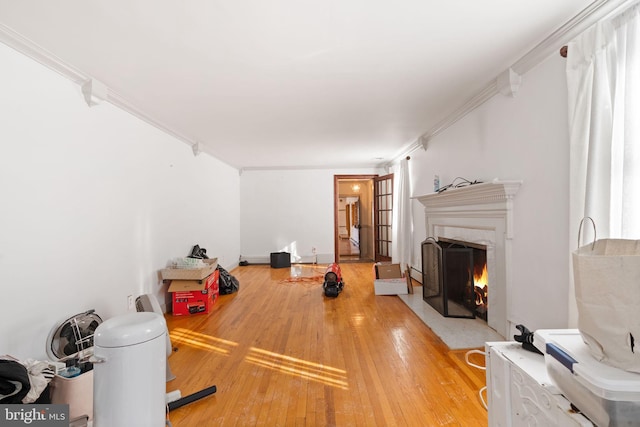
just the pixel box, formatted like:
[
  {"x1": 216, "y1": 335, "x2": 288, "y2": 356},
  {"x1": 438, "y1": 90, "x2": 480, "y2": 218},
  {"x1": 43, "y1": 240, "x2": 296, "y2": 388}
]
[
  {"x1": 92, "y1": 312, "x2": 167, "y2": 427},
  {"x1": 485, "y1": 341, "x2": 594, "y2": 426}
]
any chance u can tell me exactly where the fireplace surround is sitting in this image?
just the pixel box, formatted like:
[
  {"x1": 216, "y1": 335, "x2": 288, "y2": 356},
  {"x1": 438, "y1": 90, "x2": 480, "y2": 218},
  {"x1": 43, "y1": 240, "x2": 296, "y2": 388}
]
[{"x1": 415, "y1": 180, "x2": 521, "y2": 338}]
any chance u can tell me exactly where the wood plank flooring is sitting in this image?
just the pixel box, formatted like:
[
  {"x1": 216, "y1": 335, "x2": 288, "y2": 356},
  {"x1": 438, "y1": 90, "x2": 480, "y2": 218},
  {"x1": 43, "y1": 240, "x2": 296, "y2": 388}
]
[
  {"x1": 338, "y1": 237, "x2": 360, "y2": 259},
  {"x1": 164, "y1": 263, "x2": 487, "y2": 426}
]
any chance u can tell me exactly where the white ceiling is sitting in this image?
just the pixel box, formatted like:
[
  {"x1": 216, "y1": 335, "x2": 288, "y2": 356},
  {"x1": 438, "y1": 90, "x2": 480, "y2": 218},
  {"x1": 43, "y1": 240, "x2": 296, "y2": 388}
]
[{"x1": 0, "y1": 1, "x2": 602, "y2": 169}]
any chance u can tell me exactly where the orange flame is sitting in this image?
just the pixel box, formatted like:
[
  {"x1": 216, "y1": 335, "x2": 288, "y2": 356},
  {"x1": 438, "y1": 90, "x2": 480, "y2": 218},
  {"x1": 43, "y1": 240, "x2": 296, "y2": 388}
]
[{"x1": 474, "y1": 263, "x2": 488, "y2": 287}]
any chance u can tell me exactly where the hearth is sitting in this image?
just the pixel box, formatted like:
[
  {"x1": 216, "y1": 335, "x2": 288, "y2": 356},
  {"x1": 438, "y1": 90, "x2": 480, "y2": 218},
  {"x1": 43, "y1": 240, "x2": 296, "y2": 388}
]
[{"x1": 422, "y1": 237, "x2": 488, "y2": 319}]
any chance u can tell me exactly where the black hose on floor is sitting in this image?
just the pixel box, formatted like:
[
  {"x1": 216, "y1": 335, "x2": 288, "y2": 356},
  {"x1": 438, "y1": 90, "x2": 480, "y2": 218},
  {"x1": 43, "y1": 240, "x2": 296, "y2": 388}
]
[{"x1": 167, "y1": 384, "x2": 217, "y2": 412}]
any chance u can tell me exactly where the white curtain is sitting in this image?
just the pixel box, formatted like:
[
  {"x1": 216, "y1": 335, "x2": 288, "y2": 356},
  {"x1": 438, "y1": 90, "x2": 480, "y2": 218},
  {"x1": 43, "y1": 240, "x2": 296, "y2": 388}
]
[
  {"x1": 568, "y1": 4, "x2": 640, "y2": 241},
  {"x1": 392, "y1": 157, "x2": 413, "y2": 271},
  {"x1": 567, "y1": 4, "x2": 640, "y2": 325}
]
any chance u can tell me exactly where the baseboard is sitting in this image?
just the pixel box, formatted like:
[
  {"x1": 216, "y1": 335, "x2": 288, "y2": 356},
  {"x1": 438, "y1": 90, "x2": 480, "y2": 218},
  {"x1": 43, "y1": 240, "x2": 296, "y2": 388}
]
[
  {"x1": 410, "y1": 266, "x2": 422, "y2": 284},
  {"x1": 242, "y1": 256, "x2": 270, "y2": 265},
  {"x1": 226, "y1": 261, "x2": 239, "y2": 271},
  {"x1": 242, "y1": 254, "x2": 334, "y2": 265}
]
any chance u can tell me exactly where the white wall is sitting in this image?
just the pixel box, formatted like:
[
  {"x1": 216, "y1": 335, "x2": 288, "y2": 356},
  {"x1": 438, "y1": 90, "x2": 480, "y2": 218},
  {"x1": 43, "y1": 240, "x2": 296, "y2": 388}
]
[
  {"x1": 410, "y1": 53, "x2": 571, "y2": 333},
  {"x1": 240, "y1": 168, "x2": 382, "y2": 264},
  {"x1": 0, "y1": 43, "x2": 241, "y2": 360}
]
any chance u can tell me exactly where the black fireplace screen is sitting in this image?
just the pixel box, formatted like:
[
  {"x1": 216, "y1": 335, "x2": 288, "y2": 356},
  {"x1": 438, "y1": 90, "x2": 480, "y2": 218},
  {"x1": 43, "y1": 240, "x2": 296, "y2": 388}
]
[{"x1": 422, "y1": 237, "x2": 487, "y2": 319}]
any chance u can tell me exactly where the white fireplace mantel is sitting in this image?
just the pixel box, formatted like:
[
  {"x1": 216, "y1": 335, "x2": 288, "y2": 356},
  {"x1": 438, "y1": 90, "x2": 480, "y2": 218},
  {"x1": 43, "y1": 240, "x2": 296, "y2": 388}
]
[
  {"x1": 413, "y1": 179, "x2": 522, "y2": 339},
  {"x1": 414, "y1": 179, "x2": 522, "y2": 239}
]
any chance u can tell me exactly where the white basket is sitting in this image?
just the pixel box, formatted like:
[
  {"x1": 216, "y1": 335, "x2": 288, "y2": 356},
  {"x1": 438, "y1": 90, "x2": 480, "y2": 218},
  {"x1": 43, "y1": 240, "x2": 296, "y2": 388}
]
[{"x1": 50, "y1": 370, "x2": 94, "y2": 420}]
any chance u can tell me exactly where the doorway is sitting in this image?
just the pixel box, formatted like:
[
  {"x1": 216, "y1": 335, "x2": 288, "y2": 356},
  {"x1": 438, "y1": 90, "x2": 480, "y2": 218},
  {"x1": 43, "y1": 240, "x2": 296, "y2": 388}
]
[{"x1": 334, "y1": 175, "x2": 377, "y2": 263}]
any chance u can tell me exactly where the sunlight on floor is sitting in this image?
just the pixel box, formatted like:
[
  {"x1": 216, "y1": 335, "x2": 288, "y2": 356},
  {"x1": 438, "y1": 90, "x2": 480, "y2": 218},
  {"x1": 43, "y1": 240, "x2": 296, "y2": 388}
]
[
  {"x1": 391, "y1": 328, "x2": 410, "y2": 364},
  {"x1": 169, "y1": 327, "x2": 349, "y2": 389},
  {"x1": 170, "y1": 328, "x2": 238, "y2": 354},
  {"x1": 278, "y1": 264, "x2": 326, "y2": 284},
  {"x1": 245, "y1": 347, "x2": 349, "y2": 390},
  {"x1": 292, "y1": 264, "x2": 328, "y2": 276},
  {"x1": 350, "y1": 313, "x2": 365, "y2": 326}
]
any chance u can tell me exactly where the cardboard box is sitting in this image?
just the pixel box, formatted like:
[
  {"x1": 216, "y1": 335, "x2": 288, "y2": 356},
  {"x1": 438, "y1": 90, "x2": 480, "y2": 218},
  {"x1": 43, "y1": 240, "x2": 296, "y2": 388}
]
[
  {"x1": 169, "y1": 269, "x2": 219, "y2": 316},
  {"x1": 161, "y1": 258, "x2": 218, "y2": 281},
  {"x1": 374, "y1": 263, "x2": 408, "y2": 295},
  {"x1": 375, "y1": 263, "x2": 402, "y2": 279}
]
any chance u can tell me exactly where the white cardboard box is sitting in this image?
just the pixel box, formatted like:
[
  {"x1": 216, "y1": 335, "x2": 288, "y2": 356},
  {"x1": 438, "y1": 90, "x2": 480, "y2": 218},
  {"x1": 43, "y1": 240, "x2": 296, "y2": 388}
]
[
  {"x1": 373, "y1": 263, "x2": 408, "y2": 295},
  {"x1": 374, "y1": 278, "x2": 408, "y2": 295}
]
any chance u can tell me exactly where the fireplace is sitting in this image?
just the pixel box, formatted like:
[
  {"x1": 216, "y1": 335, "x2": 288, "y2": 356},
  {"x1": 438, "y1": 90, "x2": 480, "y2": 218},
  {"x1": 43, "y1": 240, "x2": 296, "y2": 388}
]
[
  {"x1": 414, "y1": 180, "x2": 521, "y2": 338},
  {"x1": 422, "y1": 237, "x2": 488, "y2": 320}
]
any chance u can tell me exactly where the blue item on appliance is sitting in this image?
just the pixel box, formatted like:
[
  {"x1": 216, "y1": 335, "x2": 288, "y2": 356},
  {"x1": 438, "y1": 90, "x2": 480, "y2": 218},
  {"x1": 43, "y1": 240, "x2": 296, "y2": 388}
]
[{"x1": 535, "y1": 329, "x2": 640, "y2": 427}]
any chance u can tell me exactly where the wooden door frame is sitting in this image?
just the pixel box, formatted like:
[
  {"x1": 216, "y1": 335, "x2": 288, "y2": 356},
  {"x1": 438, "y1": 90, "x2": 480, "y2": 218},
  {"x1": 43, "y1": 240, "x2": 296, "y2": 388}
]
[{"x1": 334, "y1": 174, "x2": 377, "y2": 263}]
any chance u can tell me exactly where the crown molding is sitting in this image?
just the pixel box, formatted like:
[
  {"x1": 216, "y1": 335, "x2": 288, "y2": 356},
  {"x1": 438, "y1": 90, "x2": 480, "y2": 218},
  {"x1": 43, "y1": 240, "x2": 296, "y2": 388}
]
[
  {"x1": 392, "y1": 0, "x2": 637, "y2": 166},
  {"x1": 0, "y1": 23, "x2": 242, "y2": 171},
  {"x1": 239, "y1": 162, "x2": 385, "y2": 173},
  {"x1": 0, "y1": 23, "x2": 86, "y2": 84}
]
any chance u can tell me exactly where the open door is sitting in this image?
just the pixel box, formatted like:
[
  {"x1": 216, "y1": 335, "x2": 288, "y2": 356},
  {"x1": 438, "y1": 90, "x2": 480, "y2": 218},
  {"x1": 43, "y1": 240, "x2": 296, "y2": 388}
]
[
  {"x1": 374, "y1": 173, "x2": 393, "y2": 262},
  {"x1": 334, "y1": 175, "x2": 377, "y2": 263}
]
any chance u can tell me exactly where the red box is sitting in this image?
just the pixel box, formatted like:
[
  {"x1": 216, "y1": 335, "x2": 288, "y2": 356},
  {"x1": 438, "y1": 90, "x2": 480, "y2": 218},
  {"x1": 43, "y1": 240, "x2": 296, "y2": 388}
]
[{"x1": 169, "y1": 269, "x2": 219, "y2": 316}]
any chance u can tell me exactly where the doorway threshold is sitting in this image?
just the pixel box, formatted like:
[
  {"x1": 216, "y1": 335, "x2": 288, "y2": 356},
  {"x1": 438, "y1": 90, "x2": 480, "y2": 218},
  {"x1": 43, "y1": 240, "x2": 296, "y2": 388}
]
[{"x1": 339, "y1": 258, "x2": 374, "y2": 264}]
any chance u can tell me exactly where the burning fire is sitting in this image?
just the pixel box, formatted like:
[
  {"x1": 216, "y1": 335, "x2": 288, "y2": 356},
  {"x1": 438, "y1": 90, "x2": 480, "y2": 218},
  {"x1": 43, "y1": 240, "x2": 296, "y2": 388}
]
[
  {"x1": 474, "y1": 264, "x2": 488, "y2": 287},
  {"x1": 474, "y1": 264, "x2": 488, "y2": 308}
]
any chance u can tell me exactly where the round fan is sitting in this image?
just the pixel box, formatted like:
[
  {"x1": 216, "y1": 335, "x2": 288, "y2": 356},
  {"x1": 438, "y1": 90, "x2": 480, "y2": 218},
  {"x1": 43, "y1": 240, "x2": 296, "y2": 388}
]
[{"x1": 46, "y1": 309, "x2": 103, "y2": 361}]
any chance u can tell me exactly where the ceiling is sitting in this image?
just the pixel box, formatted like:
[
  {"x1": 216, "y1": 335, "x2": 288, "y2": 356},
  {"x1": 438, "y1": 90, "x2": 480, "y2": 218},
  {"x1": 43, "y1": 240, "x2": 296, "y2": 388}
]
[{"x1": 0, "y1": 1, "x2": 603, "y2": 170}]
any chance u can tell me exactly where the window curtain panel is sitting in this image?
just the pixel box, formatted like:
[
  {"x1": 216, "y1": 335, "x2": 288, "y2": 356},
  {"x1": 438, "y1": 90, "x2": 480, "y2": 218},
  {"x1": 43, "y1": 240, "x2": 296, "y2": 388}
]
[
  {"x1": 568, "y1": 4, "x2": 640, "y2": 240},
  {"x1": 392, "y1": 157, "x2": 413, "y2": 271},
  {"x1": 567, "y1": 3, "x2": 640, "y2": 325}
]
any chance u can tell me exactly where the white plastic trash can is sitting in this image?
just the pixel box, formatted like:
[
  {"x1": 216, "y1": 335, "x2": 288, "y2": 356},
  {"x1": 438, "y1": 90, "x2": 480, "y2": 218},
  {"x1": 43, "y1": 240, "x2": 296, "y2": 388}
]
[{"x1": 92, "y1": 312, "x2": 167, "y2": 427}]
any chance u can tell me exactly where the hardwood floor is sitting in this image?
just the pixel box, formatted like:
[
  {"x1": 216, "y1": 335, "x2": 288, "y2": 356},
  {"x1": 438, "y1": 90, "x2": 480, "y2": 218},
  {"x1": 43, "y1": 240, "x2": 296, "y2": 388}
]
[
  {"x1": 338, "y1": 237, "x2": 360, "y2": 260},
  {"x1": 164, "y1": 263, "x2": 487, "y2": 426}
]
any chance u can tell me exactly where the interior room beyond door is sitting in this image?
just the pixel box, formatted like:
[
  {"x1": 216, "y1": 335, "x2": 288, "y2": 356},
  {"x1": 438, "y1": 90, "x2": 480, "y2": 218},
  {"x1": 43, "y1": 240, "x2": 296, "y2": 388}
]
[{"x1": 334, "y1": 175, "x2": 376, "y2": 263}]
